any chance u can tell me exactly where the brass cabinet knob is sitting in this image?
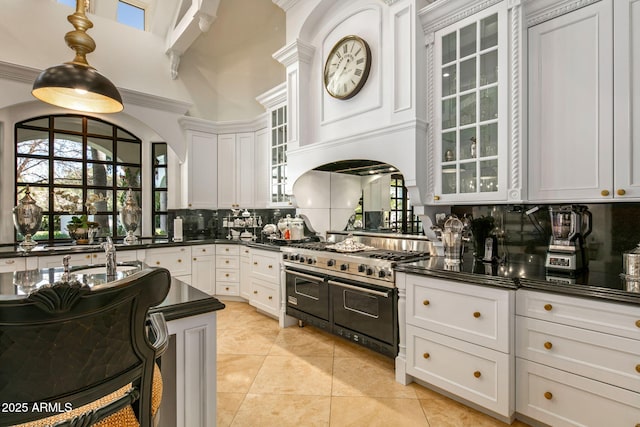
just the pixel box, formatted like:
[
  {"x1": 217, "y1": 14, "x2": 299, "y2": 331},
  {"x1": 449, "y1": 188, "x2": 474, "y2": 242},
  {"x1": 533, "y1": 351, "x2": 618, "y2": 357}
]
[
  {"x1": 202, "y1": 248, "x2": 206, "y2": 252},
  {"x1": 225, "y1": 260, "x2": 230, "y2": 264},
  {"x1": 244, "y1": 250, "x2": 249, "y2": 254},
  {"x1": 544, "y1": 304, "x2": 553, "y2": 311},
  {"x1": 544, "y1": 341, "x2": 553, "y2": 350},
  {"x1": 193, "y1": 258, "x2": 196, "y2": 261},
  {"x1": 423, "y1": 353, "x2": 430, "y2": 359},
  {"x1": 156, "y1": 261, "x2": 160, "y2": 265},
  {"x1": 635, "y1": 364, "x2": 640, "y2": 374},
  {"x1": 636, "y1": 320, "x2": 640, "y2": 328},
  {"x1": 617, "y1": 189, "x2": 626, "y2": 196},
  {"x1": 268, "y1": 265, "x2": 273, "y2": 269},
  {"x1": 225, "y1": 248, "x2": 229, "y2": 252},
  {"x1": 225, "y1": 287, "x2": 229, "y2": 291},
  {"x1": 473, "y1": 371, "x2": 481, "y2": 378},
  {"x1": 253, "y1": 290, "x2": 258, "y2": 294},
  {"x1": 268, "y1": 296, "x2": 273, "y2": 300},
  {"x1": 434, "y1": 195, "x2": 441, "y2": 201},
  {"x1": 225, "y1": 273, "x2": 229, "y2": 277},
  {"x1": 601, "y1": 189, "x2": 610, "y2": 197},
  {"x1": 188, "y1": 203, "x2": 192, "y2": 207},
  {"x1": 254, "y1": 262, "x2": 258, "y2": 265},
  {"x1": 178, "y1": 259, "x2": 182, "y2": 263},
  {"x1": 86, "y1": 255, "x2": 91, "y2": 259},
  {"x1": 93, "y1": 254, "x2": 97, "y2": 258},
  {"x1": 544, "y1": 391, "x2": 553, "y2": 400},
  {"x1": 423, "y1": 300, "x2": 430, "y2": 306},
  {"x1": 473, "y1": 311, "x2": 481, "y2": 318},
  {"x1": 4, "y1": 260, "x2": 14, "y2": 264}
]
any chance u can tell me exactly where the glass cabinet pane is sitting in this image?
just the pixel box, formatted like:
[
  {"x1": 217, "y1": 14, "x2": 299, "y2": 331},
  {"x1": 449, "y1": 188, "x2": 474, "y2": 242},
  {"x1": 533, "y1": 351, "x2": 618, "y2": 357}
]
[
  {"x1": 460, "y1": 164, "x2": 477, "y2": 193},
  {"x1": 480, "y1": 14, "x2": 498, "y2": 50},
  {"x1": 480, "y1": 50, "x2": 498, "y2": 85},
  {"x1": 459, "y1": 57, "x2": 476, "y2": 92},
  {"x1": 480, "y1": 123, "x2": 498, "y2": 157},
  {"x1": 442, "y1": 98, "x2": 457, "y2": 129},
  {"x1": 460, "y1": 23, "x2": 477, "y2": 57},
  {"x1": 442, "y1": 166, "x2": 457, "y2": 194},
  {"x1": 459, "y1": 128, "x2": 477, "y2": 160},
  {"x1": 480, "y1": 159, "x2": 498, "y2": 192},
  {"x1": 442, "y1": 64, "x2": 457, "y2": 97},
  {"x1": 442, "y1": 131, "x2": 456, "y2": 162},
  {"x1": 459, "y1": 93, "x2": 476, "y2": 126},
  {"x1": 480, "y1": 87, "x2": 498, "y2": 121},
  {"x1": 442, "y1": 32, "x2": 457, "y2": 64}
]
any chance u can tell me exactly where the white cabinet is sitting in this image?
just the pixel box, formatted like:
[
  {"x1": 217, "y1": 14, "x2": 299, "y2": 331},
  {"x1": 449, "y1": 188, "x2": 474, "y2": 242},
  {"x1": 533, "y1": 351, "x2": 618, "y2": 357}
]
[
  {"x1": 423, "y1": 1, "x2": 511, "y2": 204},
  {"x1": 217, "y1": 133, "x2": 255, "y2": 209},
  {"x1": 399, "y1": 273, "x2": 515, "y2": 418},
  {"x1": 181, "y1": 130, "x2": 218, "y2": 209},
  {"x1": 253, "y1": 127, "x2": 270, "y2": 208},
  {"x1": 239, "y1": 246, "x2": 251, "y2": 300},
  {"x1": 249, "y1": 248, "x2": 281, "y2": 318},
  {"x1": 0, "y1": 257, "x2": 26, "y2": 273},
  {"x1": 528, "y1": 0, "x2": 613, "y2": 202},
  {"x1": 515, "y1": 289, "x2": 640, "y2": 426},
  {"x1": 191, "y1": 245, "x2": 215, "y2": 295},
  {"x1": 141, "y1": 246, "x2": 192, "y2": 283},
  {"x1": 215, "y1": 244, "x2": 240, "y2": 296},
  {"x1": 527, "y1": 0, "x2": 640, "y2": 201}
]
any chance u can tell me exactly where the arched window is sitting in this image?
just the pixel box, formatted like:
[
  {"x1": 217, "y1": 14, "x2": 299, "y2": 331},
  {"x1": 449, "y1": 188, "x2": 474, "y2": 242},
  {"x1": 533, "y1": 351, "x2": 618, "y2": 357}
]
[{"x1": 15, "y1": 114, "x2": 142, "y2": 244}]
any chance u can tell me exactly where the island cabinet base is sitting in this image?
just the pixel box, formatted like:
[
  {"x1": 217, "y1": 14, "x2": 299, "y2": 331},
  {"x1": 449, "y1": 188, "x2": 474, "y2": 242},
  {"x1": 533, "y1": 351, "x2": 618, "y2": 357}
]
[
  {"x1": 159, "y1": 311, "x2": 217, "y2": 427},
  {"x1": 516, "y1": 359, "x2": 640, "y2": 427}
]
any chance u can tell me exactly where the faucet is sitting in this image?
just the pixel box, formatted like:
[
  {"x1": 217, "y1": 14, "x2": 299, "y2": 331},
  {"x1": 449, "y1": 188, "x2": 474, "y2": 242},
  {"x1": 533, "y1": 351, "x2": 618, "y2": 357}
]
[{"x1": 102, "y1": 236, "x2": 117, "y2": 277}]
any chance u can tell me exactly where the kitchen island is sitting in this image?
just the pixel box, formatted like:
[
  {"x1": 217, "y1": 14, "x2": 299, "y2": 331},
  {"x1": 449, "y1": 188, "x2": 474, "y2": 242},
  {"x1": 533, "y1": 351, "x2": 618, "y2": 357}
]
[
  {"x1": 394, "y1": 254, "x2": 640, "y2": 426},
  {"x1": 0, "y1": 266, "x2": 224, "y2": 427}
]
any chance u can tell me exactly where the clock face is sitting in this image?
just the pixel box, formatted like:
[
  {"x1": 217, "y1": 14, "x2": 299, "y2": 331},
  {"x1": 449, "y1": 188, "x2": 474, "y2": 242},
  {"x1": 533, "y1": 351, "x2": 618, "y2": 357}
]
[{"x1": 323, "y1": 35, "x2": 372, "y2": 100}]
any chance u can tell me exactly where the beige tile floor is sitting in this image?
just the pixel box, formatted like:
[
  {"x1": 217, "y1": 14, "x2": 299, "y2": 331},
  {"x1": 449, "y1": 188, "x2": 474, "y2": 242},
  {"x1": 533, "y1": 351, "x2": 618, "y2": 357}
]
[{"x1": 217, "y1": 301, "x2": 531, "y2": 427}]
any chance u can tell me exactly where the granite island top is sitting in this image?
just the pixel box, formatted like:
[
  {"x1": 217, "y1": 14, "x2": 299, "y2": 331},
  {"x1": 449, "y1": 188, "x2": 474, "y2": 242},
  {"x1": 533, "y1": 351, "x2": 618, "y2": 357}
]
[
  {"x1": 396, "y1": 253, "x2": 640, "y2": 305},
  {"x1": 0, "y1": 265, "x2": 224, "y2": 320}
]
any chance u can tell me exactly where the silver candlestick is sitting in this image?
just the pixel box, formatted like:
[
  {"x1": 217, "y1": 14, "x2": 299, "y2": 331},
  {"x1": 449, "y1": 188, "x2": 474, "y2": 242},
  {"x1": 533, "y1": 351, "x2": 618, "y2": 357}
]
[
  {"x1": 12, "y1": 185, "x2": 43, "y2": 252},
  {"x1": 120, "y1": 189, "x2": 141, "y2": 244}
]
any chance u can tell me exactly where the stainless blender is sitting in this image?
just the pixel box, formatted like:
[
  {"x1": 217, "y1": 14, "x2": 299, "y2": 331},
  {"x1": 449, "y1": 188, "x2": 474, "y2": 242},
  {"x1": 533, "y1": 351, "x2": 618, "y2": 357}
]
[{"x1": 545, "y1": 205, "x2": 592, "y2": 273}]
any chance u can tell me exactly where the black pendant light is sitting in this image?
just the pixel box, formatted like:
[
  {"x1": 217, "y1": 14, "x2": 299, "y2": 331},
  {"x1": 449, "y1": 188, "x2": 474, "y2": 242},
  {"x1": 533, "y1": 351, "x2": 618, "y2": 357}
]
[{"x1": 32, "y1": 0, "x2": 123, "y2": 113}]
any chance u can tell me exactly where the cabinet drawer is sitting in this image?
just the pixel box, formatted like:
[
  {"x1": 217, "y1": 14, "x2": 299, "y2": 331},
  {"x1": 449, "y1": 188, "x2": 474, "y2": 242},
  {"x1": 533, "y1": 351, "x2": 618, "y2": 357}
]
[
  {"x1": 249, "y1": 278, "x2": 279, "y2": 317},
  {"x1": 516, "y1": 289, "x2": 640, "y2": 340},
  {"x1": 407, "y1": 325, "x2": 513, "y2": 417},
  {"x1": 216, "y1": 282, "x2": 239, "y2": 296},
  {"x1": 516, "y1": 359, "x2": 640, "y2": 427},
  {"x1": 144, "y1": 246, "x2": 192, "y2": 276},
  {"x1": 407, "y1": 276, "x2": 514, "y2": 352},
  {"x1": 216, "y1": 255, "x2": 239, "y2": 269},
  {"x1": 0, "y1": 257, "x2": 26, "y2": 273},
  {"x1": 516, "y1": 316, "x2": 640, "y2": 392},
  {"x1": 250, "y1": 251, "x2": 280, "y2": 283},
  {"x1": 240, "y1": 246, "x2": 251, "y2": 258},
  {"x1": 216, "y1": 245, "x2": 240, "y2": 256},
  {"x1": 38, "y1": 253, "x2": 94, "y2": 269},
  {"x1": 192, "y1": 244, "x2": 215, "y2": 256},
  {"x1": 216, "y1": 269, "x2": 239, "y2": 283}
]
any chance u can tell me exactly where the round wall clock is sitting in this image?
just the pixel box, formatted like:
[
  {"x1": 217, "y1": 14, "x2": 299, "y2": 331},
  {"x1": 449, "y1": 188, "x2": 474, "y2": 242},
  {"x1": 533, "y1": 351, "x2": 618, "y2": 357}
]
[{"x1": 323, "y1": 35, "x2": 372, "y2": 100}]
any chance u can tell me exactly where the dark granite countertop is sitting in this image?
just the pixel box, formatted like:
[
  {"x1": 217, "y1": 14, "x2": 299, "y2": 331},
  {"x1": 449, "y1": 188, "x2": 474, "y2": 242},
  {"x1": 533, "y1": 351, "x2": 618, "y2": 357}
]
[
  {"x1": 0, "y1": 264, "x2": 224, "y2": 320},
  {"x1": 396, "y1": 253, "x2": 640, "y2": 305}
]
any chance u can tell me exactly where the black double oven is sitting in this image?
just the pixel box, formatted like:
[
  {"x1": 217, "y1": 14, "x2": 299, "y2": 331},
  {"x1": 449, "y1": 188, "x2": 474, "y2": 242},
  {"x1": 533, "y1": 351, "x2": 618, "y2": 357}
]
[{"x1": 283, "y1": 243, "x2": 428, "y2": 358}]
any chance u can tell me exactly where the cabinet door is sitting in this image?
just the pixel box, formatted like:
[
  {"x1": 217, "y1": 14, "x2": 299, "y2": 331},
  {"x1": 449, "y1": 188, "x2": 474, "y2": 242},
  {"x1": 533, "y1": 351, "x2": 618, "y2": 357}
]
[
  {"x1": 613, "y1": 0, "x2": 640, "y2": 198},
  {"x1": 144, "y1": 247, "x2": 192, "y2": 276},
  {"x1": 528, "y1": 0, "x2": 613, "y2": 201},
  {"x1": 217, "y1": 134, "x2": 237, "y2": 208},
  {"x1": 240, "y1": 257, "x2": 251, "y2": 300},
  {"x1": 192, "y1": 254, "x2": 215, "y2": 295},
  {"x1": 254, "y1": 128, "x2": 270, "y2": 208},
  {"x1": 433, "y1": 4, "x2": 508, "y2": 203},
  {"x1": 183, "y1": 131, "x2": 217, "y2": 209},
  {"x1": 236, "y1": 132, "x2": 255, "y2": 208}
]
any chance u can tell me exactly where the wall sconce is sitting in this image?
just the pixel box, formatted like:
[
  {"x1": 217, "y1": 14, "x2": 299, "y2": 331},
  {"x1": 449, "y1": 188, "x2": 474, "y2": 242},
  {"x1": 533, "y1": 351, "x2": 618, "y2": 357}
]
[{"x1": 32, "y1": 0, "x2": 123, "y2": 113}]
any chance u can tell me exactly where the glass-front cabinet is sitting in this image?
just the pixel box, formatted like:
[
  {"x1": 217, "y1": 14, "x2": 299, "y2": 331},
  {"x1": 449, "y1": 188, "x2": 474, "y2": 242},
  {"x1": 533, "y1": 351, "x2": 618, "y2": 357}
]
[{"x1": 428, "y1": 2, "x2": 509, "y2": 203}]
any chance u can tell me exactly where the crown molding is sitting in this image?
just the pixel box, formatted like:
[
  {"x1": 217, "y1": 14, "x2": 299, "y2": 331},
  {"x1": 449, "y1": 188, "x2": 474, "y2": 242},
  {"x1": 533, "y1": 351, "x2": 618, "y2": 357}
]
[
  {"x1": 179, "y1": 113, "x2": 269, "y2": 134},
  {"x1": 524, "y1": 0, "x2": 600, "y2": 27},
  {"x1": 256, "y1": 82, "x2": 287, "y2": 109},
  {"x1": 272, "y1": 0, "x2": 299, "y2": 12},
  {"x1": 273, "y1": 39, "x2": 316, "y2": 67}
]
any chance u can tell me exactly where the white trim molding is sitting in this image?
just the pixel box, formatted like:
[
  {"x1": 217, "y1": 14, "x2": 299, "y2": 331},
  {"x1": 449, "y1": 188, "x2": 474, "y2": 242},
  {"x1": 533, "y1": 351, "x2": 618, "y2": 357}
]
[{"x1": 524, "y1": 0, "x2": 601, "y2": 27}]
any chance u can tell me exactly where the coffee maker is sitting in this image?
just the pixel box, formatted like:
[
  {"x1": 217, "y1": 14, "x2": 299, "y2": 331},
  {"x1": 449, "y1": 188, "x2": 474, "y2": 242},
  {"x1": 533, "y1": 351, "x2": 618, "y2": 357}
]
[{"x1": 545, "y1": 205, "x2": 592, "y2": 273}]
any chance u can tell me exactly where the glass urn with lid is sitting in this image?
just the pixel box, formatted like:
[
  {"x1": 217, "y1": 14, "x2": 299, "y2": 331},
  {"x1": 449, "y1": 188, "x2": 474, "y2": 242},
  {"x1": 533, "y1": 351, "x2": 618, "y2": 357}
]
[
  {"x1": 13, "y1": 185, "x2": 43, "y2": 252},
  {"x1": 120, "y1": 189, "x2": 141, "y2": 244}
]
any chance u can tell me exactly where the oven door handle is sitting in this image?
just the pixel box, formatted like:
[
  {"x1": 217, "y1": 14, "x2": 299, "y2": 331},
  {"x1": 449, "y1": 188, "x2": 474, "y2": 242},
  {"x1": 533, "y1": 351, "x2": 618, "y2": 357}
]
[
  {"x1": 287, "y1": 270, "x2": 325, "y2": 283},
  {"x1": 328, "y1": 280, "x2": 391, "y2": 298}
]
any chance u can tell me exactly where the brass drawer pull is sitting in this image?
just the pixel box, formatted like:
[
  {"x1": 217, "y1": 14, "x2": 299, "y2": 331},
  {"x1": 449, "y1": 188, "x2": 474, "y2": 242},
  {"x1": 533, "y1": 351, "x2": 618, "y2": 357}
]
[
  {"x1": 434, "y1": 195, "x2": 441, "y2": 201},
  {"x1": 156, "y1": 261, "x2": 160, "y2": 265},
  {"x1": 601, "y1": 189, "x2": 610, "y2": 197},
  {"x1": 225, "y1": 273, "x2": 229, "y2": 277},
  {"x1": 473, "y1": 371, "x2": 481, "y2": 378},
  {"x1": 268, "y1": 296, "x2": 273, "y2": 300},
  {"x1": 253, "y1": 290, "x2": 258, "y2": 294},
  {"x1": 202, "y1": 248, "x2": 206, "y2": 252},
  {"x1": 617, "y1": 189, "x2": 626, "y2": 196},
  {"x1": 636, "y1": 364, "x2": 640, "y2": 374},
  {"x1": 225, "y1": 287, "x2": 229, "y2": 291},
  {"x1": 544, "y1": 391, "x2": 553, "y2": 400},
  {"x1": 636, "y1": 320, "x2": 640, "y2": 328},
  {"x1": 86, "y1": 255, "x2": 91, "y2": 259},
  {"x1": 544, "y1": 341, "x2": 553, "y2": 350},
  {"x1": 193, "y1": 258, "x2": 196, "y2": 261},
  {"x1": 225, "y1": 260, "x2": 230, "y2": 264},
  {"x1": 544, "y1": 304, "x2": 553, "y2": 311},
  {"x1": 225, "y1": 248, "x2": 230, "y2": 252},
  {"x1": 473, "y1": 311, "x2": 481, "y2": 318},
  {"x1": 178, "y1": 259, "x2": 182, "y2": 263},
  {"x1": 4, "y1": 260, "x2": 14, "y2": 264},
  {"x1": 268, "y1": 265, "x2": 273, "y2": 269},
  {"x1": 423, "y1": 300, "x2": 430, "y2": 306},
  {"x1": 254, "y1": 262, "x2": 258, "y2": 265},
  {"x1": 423, "y1": 353, "x2": 430, "y2": 359}
]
